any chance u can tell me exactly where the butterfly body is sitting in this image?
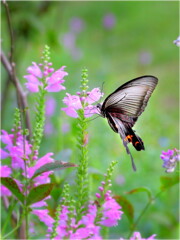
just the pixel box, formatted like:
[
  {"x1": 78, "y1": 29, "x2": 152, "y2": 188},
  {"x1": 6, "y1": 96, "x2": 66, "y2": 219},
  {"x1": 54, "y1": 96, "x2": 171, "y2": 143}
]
[{"x1": 97, "y1": 75, "x2": 158, "y2": 171}]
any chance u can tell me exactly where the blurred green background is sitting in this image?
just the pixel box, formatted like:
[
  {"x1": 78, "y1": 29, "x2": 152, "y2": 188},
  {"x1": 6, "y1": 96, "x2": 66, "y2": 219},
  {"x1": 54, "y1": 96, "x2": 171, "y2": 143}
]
[{"x1": 1, "y1": 1, "x2": 179, "y2": 239}]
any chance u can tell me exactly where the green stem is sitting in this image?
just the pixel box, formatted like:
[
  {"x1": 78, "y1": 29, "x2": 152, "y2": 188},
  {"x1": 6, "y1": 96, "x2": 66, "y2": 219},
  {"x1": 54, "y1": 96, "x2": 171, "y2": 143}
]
[
  {"x1": 76, "y1": 109, "x2": 89, "y2": 220},
  {"x1": 127, "y1": 191, "x2": 163, "y2": 238},
  {"x1": 3, "y1": 214, "x2": 24, "y2": 239},
  {"x1": 1, "y1": 200, "x2": 17, "y2": 235}
]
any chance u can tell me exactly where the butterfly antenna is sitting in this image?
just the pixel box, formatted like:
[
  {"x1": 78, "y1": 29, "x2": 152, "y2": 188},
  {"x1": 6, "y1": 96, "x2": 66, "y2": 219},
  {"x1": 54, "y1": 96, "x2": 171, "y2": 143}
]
[
  {"x1": 85, "y1": 115, "x2": 101, "y2": 123},
  {"x1": 101, "y1": 81, "x2": 105, "y2": 94}
]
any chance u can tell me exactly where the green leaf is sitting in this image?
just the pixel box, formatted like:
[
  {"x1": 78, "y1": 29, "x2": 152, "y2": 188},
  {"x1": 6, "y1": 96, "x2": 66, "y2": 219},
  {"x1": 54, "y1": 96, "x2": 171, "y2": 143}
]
[
  {"x1": 126, "y1": 187, "x2": 152, "y2": 200},
  {"x1": 0, "y1": 177, "x2": 24, "y2": 204},
  {"x1": 31, "y1": 161, "x2": 78, "y2": 180},
  {"x1": 26, "y1": 183, "x2": 54, "y2": 206},
  {"x1": 114, "y1": 195, "x2": 134, "y2": 224},
  {"x1": 160, "y1": 175, "x2": 180, "y2": 191}
]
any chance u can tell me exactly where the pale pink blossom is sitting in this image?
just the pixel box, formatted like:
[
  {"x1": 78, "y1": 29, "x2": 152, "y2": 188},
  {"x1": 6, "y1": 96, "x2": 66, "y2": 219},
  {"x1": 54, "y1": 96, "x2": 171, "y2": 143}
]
[
  {"x1": 61, "y1": 88, "x2": 103, "y2": 118},
  {"x1": 24, "y1": 62, "x2": 67, "y2": 93}
]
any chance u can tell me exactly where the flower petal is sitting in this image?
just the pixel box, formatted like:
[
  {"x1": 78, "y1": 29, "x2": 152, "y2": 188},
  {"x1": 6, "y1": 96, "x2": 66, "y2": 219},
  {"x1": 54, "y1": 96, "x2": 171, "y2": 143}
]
[{"x1": 27, "y1": 62, "x2": 42, "y2": 78}]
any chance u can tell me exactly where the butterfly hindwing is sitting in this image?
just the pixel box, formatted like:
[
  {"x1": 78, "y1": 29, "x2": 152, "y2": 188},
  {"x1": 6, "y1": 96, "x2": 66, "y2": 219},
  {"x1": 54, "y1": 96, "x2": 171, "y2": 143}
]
[{"x1": 108, "y1": 114, "x2": 137, "y2": 171}]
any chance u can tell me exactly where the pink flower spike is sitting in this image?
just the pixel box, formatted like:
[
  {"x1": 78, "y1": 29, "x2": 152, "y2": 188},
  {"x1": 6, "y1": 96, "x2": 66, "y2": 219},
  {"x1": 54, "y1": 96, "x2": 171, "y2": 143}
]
[{"x1": 27, "y1": 62, "x2": 43, "y2": 78}]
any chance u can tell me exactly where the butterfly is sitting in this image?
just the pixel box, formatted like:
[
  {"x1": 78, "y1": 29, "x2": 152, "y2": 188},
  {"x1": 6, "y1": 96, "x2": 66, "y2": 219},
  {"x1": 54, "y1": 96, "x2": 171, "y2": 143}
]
[{"x1": 96, "y1": 75, "x2": 158, "y2": 171}]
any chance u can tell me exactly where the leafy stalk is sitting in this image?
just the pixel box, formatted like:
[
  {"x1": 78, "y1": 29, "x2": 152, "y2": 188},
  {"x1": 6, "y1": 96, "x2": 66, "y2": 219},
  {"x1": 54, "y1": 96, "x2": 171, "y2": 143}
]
[
  {"x1": 31, "y1": 45, "x2": 50, "y2": 155},
  {"x1": 95, "y1": 160, "x2": 118, "y2": 224},
  {"x1": 50, "y1": 183, "x2": 73, "y2": 239},
  {"x1": 75, "y1": 68, "x2": 89, "y2": 220},
  {"x1": 31, "y1": 87, "x2": 46, "y2": 153}
]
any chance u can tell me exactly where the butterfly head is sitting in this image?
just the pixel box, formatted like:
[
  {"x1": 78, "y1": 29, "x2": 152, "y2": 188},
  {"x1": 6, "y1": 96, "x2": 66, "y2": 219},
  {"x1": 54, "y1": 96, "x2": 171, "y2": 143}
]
[{"x1": 96, "y1": 103, "x2": 105, "y2": 117}]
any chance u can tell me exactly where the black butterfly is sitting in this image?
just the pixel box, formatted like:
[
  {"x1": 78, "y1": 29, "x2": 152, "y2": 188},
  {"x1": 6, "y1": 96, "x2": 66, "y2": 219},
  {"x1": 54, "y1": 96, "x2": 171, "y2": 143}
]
[{"x1": 96, "y1": 75, "x2": 158, "y2": 171}]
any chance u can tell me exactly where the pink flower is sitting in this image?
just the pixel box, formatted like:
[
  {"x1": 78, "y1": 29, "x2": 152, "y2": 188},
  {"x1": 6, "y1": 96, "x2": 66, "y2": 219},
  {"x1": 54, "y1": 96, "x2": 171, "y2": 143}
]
[
  {"x1": 161, "y1": 149, "x2": 180, "y2": 172},
  {"x1": 70, "y1": 17, "x2": 85, "y2": 33},
  {"x1": 27, "y1": 62, "x2": 43, "y2": 78},
  {"x1": 86, "y1": 88, "x2": 103, "y2": 104},
  {"x1": 32, "y1": 209, "x2": 54, "y2": 228},
  {"x1": 24, "y1": 63, "x2": 67, "y2": 93},
  {"x1": 44, "y1": 121, "x2": 54, "y2": 135},
  {"x1": 24, "y1": 74, "x2": 42, "y2": 92},
  {"x1": 45, "y1": 96, "x2": 56, "y2": 116},
  {"x1": 100, "y1": 195, "x2": 123, "y2": 227},
  {"x1": 61, "y1": 88, "x2": 103, "y2": 118},
  {"x1": 1, "y1": 130, "x2": 32, "y2": 170},
  {"x1": 61, "y1": 93, "x2": 82, "y2": 118},
  {"x1": 0, "y1": 148, "x2": 10, "y2": 159},
  {"x1": 0, "y1": 165, "x2": 12, "y2": 177},
  {"x1": 0, "y1": 165, "x2": 12, "y2": 196},
  {"x1": 103, "y1": 13, "x2": 116, "y2": 29},
  {"x1": 45, "y1": 66, "x2": 67, "y2": 92},
  {"x1": 95, "y1": 193, "x2": 101, "y2": 198},
  {"x1": 129, "y1": 231, "x2": 156, "y2": 240}
]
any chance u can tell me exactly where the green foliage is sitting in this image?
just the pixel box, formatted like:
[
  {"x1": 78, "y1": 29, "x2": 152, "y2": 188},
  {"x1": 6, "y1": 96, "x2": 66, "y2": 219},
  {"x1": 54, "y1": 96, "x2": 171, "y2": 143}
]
[
  {"x1": 26, "y1": 183, "x2": 54, "y2": 205},
  {"x1": 0, "y1": 177, "x2": 24, "y2": 204},
  {"x1": 127, "y1": 187, "x2": 152, "y2": 201},
  {"x1": 160, "y1": 175, "x2": 179, "y2": 191},
  {"x1": 114, "y1": 195, "x2": 134, "y2": 225},
  {"x1": 31, "y1": 161, "x2": 77, "y2": 180}
]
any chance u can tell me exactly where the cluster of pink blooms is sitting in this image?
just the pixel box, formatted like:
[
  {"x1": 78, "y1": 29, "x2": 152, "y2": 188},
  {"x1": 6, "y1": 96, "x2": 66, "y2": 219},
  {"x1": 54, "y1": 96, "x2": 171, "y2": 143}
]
[
  {"x1": 0, "y1": 128, "x2": 54, "y2": 207},
  {"x1": 61, "y1": 88, "x2": 103, "y2": 118},
  {"x1": 24, "y1": 61, "x2": 68, "y2": 92},
  {"x1": 32, "y1": 187, "x2": 156, "y2": 239},
  {"x1": 32, "y1": 181, "x2": 123, "y2": 239},
  {"x1": 160, "y1": 148, "x2": 180, "y2": 173}
]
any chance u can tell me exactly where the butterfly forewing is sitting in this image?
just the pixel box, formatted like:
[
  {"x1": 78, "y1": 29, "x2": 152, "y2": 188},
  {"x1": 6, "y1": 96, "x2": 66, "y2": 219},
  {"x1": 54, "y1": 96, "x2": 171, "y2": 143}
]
[{"x1": 102, "y1": 76, "x2": 158, "y2": 117}]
